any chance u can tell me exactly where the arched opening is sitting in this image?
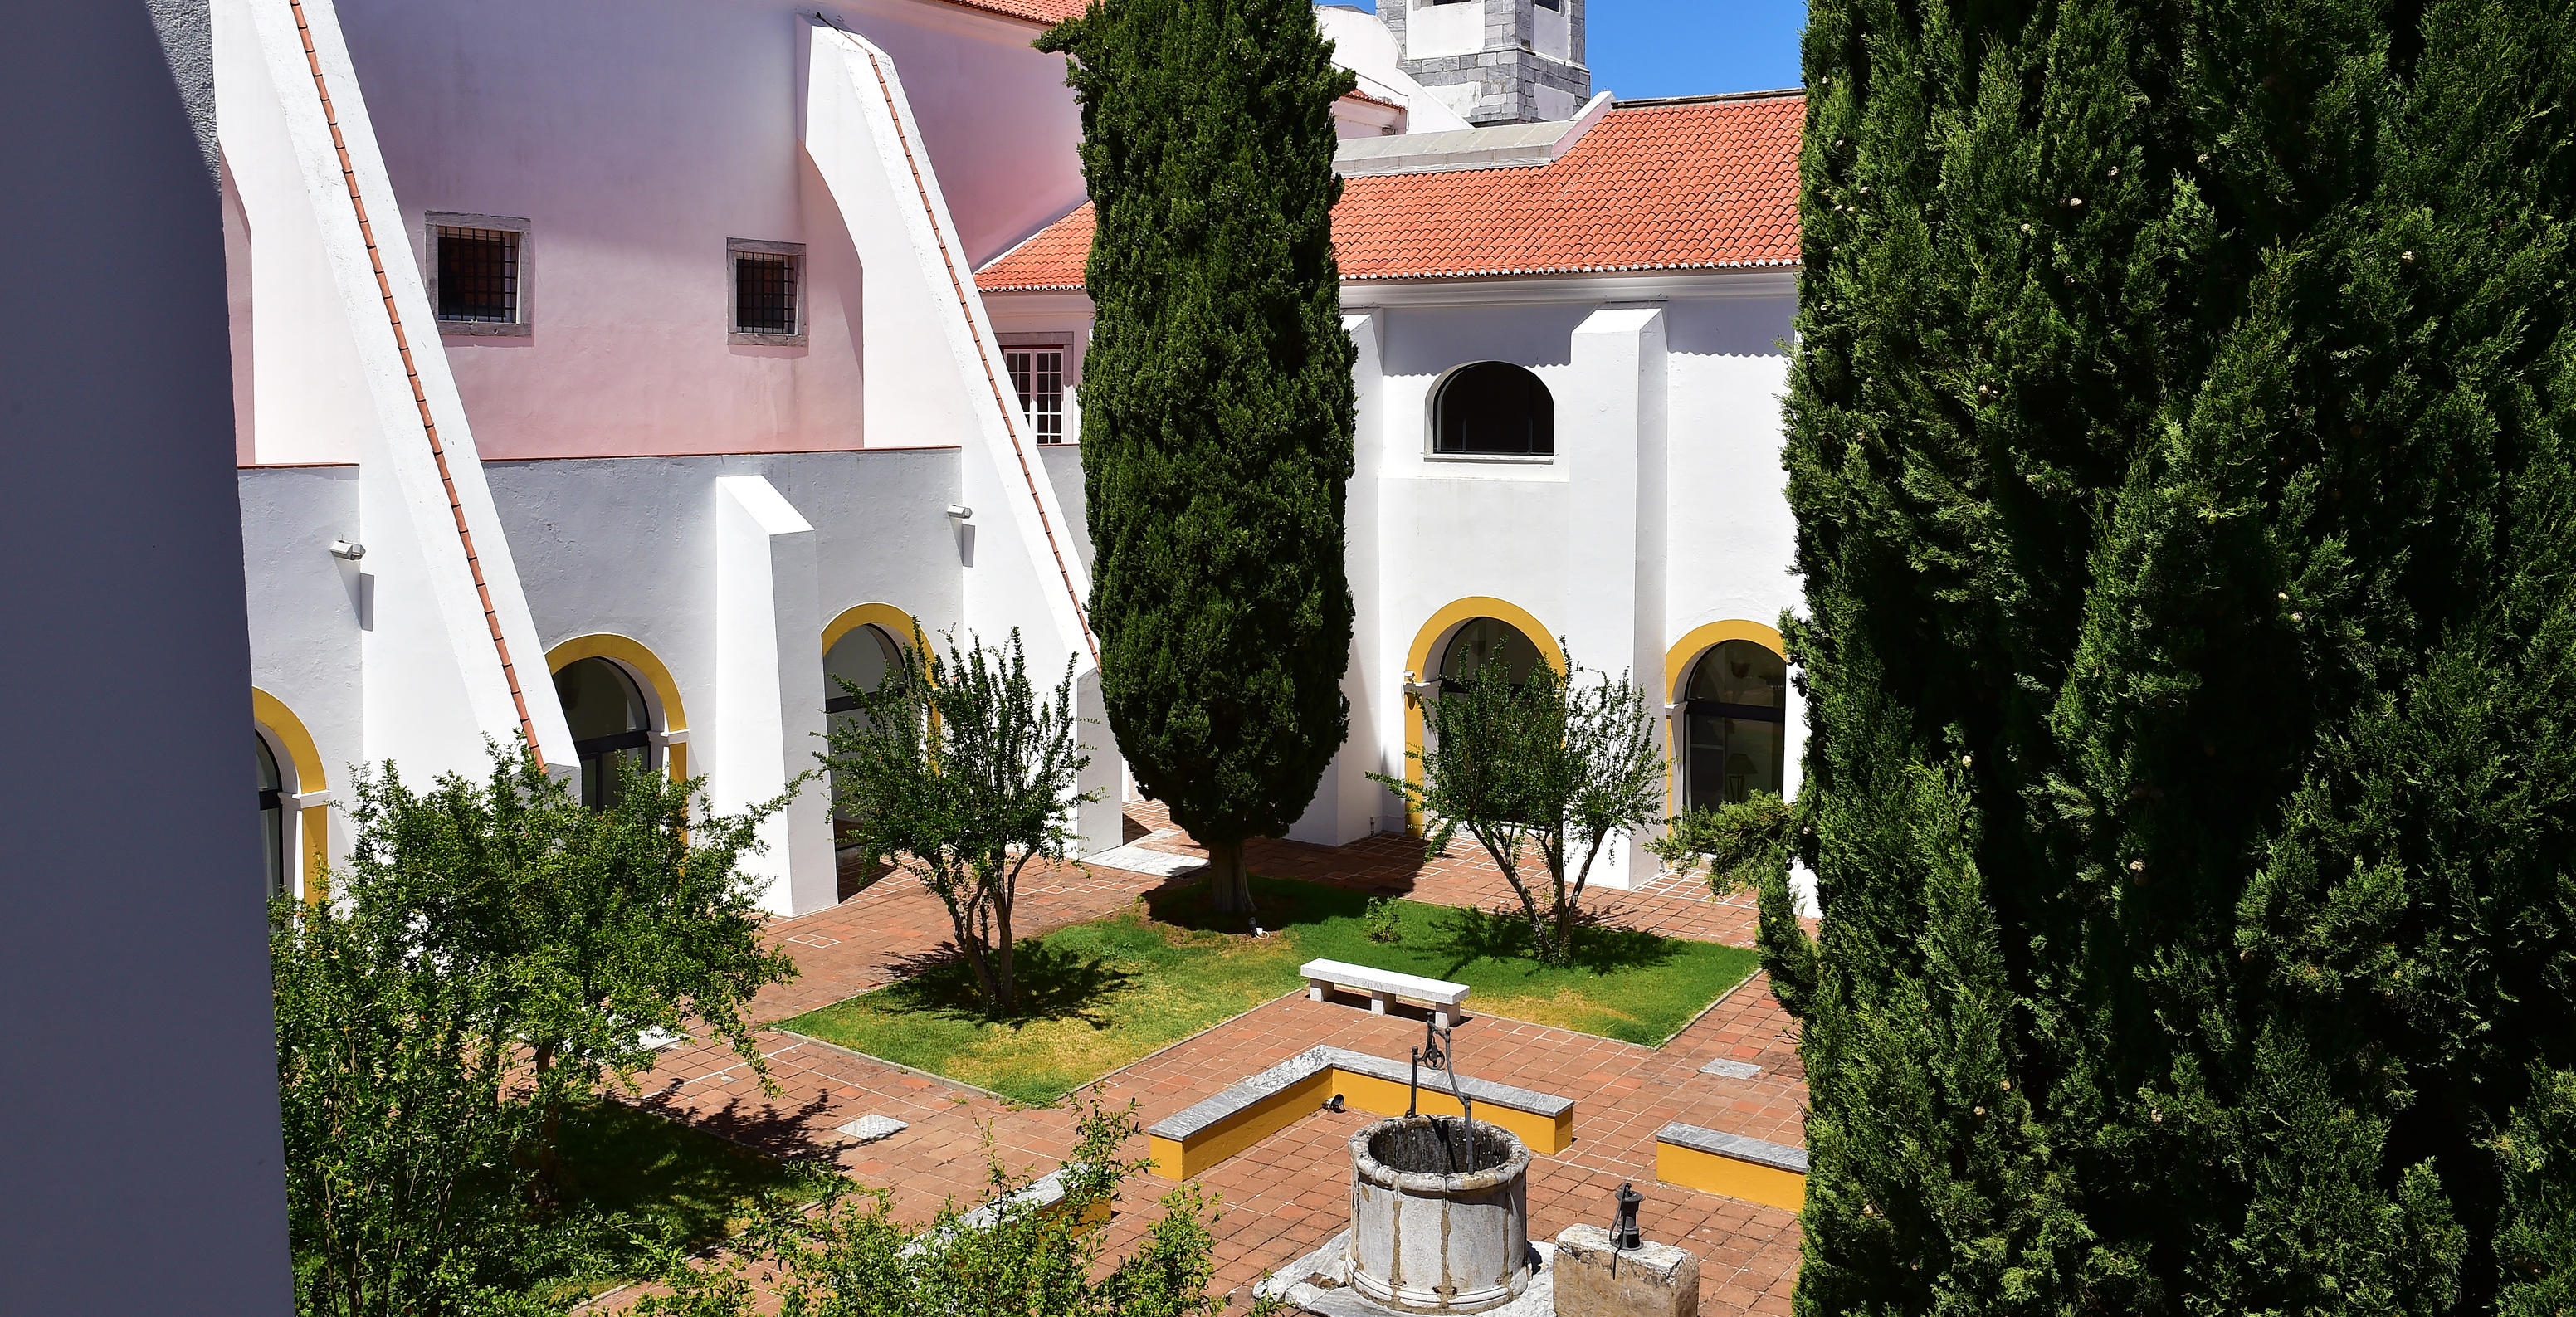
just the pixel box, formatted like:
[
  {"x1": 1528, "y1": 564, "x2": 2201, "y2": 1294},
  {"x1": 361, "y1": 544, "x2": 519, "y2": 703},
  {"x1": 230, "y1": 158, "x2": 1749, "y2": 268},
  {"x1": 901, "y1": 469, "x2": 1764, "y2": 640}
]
[
  {"x1": 555, "y1": 656, "x2": 653, "y2": 811},
  {"x1": 823, "y1": 622, "x2": 905, "y2": 811},
  {"x1": 256, "y1": 731, "x2": 287, "y2": 900},
  {"x1": 1434, "y1": 362, "x2": 1554, "y2": 456},
  {"x1": 1437, "y1": 616, "x2": 1542, "y2": 690},
  {"x1": 1681, "y1": 640, "x2": 1787, "y2": 812}
]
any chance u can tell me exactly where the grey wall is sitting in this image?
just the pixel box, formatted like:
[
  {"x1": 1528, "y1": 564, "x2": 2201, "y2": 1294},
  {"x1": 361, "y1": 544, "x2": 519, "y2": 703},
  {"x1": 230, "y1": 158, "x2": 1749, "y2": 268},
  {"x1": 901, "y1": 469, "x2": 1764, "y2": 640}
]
[{"x1": 0, "y1": 1, "x2": 293, "y2": 1309}]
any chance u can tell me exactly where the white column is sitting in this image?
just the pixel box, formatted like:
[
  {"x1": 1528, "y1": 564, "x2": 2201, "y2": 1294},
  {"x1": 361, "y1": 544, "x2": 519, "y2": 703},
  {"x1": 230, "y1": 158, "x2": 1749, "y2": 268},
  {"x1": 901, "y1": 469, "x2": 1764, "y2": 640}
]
[
  {"x1": 712, "y1": 475, "x2": 836, "y2": 917},
  {"x1": 1565, "y1": 306, "x2": 1668, "y2": 890}
]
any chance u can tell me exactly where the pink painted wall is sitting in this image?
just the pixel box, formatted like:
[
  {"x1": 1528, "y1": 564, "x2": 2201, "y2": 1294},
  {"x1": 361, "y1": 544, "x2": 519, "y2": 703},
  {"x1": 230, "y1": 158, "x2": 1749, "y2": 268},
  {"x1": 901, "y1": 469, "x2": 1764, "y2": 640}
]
[{"x1": 335, "y1": 0, "x2": 1083, "y2": 460}]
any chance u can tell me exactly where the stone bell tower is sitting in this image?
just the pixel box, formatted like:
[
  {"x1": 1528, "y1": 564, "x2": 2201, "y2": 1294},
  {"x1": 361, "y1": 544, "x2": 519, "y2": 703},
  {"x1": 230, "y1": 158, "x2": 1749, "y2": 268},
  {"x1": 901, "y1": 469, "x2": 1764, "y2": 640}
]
[{"x1": 1379, "y1": 0, "x2": 1591, "y2": 126}]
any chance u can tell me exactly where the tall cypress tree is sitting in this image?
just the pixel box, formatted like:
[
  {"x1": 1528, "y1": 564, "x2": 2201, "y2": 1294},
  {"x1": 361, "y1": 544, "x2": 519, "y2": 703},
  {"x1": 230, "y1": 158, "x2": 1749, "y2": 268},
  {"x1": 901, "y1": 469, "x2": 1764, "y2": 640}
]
[
  {"x1": 1039, "y1": 0, "x2": 1357, "y2": 915},
  {"x1": 1771, "y1": 0, "x2": 2576, "y2": 1310}
]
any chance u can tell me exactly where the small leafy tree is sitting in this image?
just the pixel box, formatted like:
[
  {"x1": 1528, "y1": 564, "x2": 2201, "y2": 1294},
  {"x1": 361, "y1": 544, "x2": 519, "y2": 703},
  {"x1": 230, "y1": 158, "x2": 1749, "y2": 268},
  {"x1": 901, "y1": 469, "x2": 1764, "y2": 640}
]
[
  {"x1": 634, "y1": 1100, "x2": 1240, "y2": 1317},
  {"x1": 272, "y1": 877, "x2": 547, "y2": 1317},
  {"x1": 827, "y1": 629, "x2": 1097, "y2": 1017},
  {"x1": 1373, "y1": 641, "x2": 1665, "y2": 966},
  {"x1": 354, "y1": 747, "x2": 798, "y2": 1197}
]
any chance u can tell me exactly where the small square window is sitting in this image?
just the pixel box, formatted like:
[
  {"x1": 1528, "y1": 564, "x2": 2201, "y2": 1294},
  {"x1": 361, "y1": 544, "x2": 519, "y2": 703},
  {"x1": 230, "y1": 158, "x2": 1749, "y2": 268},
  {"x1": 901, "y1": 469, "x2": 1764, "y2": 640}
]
[
  {"x1": 729, "y1": 239, "x2": 807, "y2": 345},
  {"x1": 427, "y1": 212, "x2": 531, "y2": 336},
  {"x1": 1004, "y1": 346, "x2": 1067, "y2": 444}
]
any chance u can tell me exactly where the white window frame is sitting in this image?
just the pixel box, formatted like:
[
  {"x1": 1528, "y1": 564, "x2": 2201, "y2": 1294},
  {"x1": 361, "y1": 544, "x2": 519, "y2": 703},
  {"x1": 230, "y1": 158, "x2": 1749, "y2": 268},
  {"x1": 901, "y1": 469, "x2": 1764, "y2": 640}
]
[
  {"x1": 1002, "y1": 342, "x2": 1071, "y2": 444},
  {"x1": 728, "y1": 238, "x2": 807, "y2": 345},
  {"x1": 425, "y1": 211, "x2": 532, "y2": 337}
]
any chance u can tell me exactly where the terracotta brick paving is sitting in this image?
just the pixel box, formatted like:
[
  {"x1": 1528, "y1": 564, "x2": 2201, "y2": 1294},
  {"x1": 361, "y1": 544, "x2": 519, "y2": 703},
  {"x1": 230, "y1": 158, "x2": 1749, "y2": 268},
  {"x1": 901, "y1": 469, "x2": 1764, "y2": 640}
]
[{"x1": 638, "y1": 804, "x2": 1803, "y2": 1314}]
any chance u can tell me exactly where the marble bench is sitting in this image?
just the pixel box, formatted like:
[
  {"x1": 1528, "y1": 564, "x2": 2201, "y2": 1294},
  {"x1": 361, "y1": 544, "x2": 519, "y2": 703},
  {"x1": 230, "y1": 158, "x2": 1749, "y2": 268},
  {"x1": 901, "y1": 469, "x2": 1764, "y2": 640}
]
[
  {"x1": 1653, "y1": 1121, "x2": 1807, "y2": 1212},
  {"x1": 1145, "y1": 1045, "x2": 1576, "y2": 1179},
  {"x1": 1301, "y1": 958, "x2": 1471, "y2": 1028}
]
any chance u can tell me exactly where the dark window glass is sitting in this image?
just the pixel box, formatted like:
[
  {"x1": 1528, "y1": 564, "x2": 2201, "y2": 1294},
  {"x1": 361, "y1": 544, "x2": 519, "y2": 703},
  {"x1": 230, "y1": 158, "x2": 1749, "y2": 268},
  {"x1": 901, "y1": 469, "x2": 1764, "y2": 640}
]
[
  {"x1": 734, "y1": 251, "x2": 798, "y2": 334},
  {"x1": 256, "y1": 733, "x2": 287, "y2": 900},
  {"x1": 1683, "y1": 640, "x2": 1787, "y2": 811},
  {"x1": 823, "y1": 624, "x2": 905, "y2": 832},
  {"x1": 555, "y1": 657, "x2": 651, "y2": 810},
  {"x1": 437, "y1": 226, "x2": 518, "y2": 323},
  {"x1": 1437, "y1": 617, "x2": 1540, "y2": 690},
  {"x1": 1435, "y1": 362, "x2": 1554, "y2": 456}
]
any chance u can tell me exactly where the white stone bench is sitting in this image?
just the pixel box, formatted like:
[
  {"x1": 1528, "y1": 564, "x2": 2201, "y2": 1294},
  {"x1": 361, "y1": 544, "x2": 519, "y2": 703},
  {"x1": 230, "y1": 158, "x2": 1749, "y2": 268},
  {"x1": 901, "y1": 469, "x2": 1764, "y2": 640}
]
[{"x1": 1301, "y1": 958, "x2": 1470, "y2": 1028}]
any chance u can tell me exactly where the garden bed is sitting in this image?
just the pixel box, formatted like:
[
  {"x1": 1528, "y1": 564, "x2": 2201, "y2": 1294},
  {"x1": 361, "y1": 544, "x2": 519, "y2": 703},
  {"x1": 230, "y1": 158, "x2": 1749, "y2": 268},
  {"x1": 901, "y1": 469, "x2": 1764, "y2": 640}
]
[{"x1": 778, "y1": 876, "x2": 1759, "y2": 1105}]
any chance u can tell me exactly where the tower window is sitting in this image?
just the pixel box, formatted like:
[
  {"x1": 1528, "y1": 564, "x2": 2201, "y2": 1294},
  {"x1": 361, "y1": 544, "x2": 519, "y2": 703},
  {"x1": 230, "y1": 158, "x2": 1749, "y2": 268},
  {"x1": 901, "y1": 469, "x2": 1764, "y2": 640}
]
[
  {"x1": 427, "y1": 212, "x2": 532, "y2": 335},
  {"x1": 1005, "y1": 346, "x2": 1067, "y2": 444},
  {"x1": 1433, "y1": 361, "x2": 1554, "y2": 456},
  {"x1": 728, "y1": 239, "x2": 807, "y2": 344}
]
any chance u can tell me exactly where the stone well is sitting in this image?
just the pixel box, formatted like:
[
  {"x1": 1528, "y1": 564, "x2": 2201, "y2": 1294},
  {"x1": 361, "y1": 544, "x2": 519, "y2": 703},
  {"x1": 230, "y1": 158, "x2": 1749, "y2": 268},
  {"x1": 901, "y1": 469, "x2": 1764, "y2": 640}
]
[{"x1": 1346, "y1": 1115, "x2": 1532, "y2": 1313}]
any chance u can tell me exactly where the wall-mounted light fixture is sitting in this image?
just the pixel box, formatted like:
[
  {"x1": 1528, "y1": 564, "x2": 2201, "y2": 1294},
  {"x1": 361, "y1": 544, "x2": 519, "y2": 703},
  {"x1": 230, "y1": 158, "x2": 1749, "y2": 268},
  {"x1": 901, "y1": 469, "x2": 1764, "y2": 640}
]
[
  {"x1": 329, "y1": 539, "x2": 367, "y2": 560},
  {"x1": 946, "y1": 504, "x2": 973, "y2": 520}
]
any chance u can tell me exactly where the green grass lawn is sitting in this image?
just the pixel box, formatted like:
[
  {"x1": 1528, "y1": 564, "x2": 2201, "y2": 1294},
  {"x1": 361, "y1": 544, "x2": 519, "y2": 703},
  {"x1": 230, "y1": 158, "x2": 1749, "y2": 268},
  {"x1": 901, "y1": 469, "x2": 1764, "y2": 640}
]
[{"x1": 779, "y1": 875, "x2": 1759, "y2": 1106}]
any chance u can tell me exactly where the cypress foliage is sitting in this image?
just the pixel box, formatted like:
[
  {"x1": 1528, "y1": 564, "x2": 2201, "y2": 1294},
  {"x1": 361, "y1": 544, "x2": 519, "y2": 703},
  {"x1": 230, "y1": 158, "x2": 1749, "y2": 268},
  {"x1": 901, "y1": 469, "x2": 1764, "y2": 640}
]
[
  {"x1": 1039, "y1": 0, "x2": 1357, "y2": 915},
  {"x1": 1774, "y1": 0, "x2": 2576, "y2": 1310}
]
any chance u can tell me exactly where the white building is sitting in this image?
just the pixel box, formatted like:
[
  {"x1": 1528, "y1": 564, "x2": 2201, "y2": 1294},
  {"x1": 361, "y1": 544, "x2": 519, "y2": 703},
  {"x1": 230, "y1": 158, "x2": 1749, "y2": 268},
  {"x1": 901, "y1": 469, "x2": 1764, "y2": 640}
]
[{"x1": 224, "y1": 0, "x2": 1804, "y2": 916}]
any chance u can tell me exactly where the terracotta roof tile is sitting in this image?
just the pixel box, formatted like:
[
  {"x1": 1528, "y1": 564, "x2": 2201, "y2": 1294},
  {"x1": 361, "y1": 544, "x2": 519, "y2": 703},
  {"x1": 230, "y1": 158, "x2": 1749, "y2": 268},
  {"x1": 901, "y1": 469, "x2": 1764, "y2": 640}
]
[
  {"x1": 976, "y1": 93, "x2": 1804, "y2": 292},
  {"x1": 921, "y1": 0, "x2": 1086, "y2": 27}
]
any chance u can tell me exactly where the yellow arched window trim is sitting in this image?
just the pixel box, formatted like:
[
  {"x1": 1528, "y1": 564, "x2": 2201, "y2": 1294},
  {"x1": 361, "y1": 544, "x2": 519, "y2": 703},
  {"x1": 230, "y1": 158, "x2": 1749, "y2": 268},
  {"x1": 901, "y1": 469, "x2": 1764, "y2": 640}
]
[
  {"x1": 1396, "y1": 598, "x2": 1566, "y2": 836},
  {"x1": 1659, "y1": 619, "x2": 1789, "y2": 814},
  {"x1": 545, "y1": 633, "x2": 690, "y2": 782},
  {"x1": 251, "y1": 686, "x2": 329, "y2": 902},
  {"x1": 822, "y1": 602, "x2": 929, "y2": 658}
]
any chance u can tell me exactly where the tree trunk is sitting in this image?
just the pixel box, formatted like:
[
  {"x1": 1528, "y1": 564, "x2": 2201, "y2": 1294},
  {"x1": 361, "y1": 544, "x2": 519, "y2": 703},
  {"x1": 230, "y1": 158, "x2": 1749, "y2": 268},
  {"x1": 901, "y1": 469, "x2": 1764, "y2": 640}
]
[
  {"x1": 1207, "y1": 840, "x2": 1255, "y2": 916},
  {"x1": 993, "y1": 897, "x2": 1017, "y2": 1017}
]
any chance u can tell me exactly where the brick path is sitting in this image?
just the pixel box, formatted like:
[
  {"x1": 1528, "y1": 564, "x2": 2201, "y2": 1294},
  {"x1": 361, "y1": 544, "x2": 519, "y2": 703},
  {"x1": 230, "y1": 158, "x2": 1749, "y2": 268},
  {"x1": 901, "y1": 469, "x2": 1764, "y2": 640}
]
[{"x1": 636, "y1": 805, "x2": 1803, "y2": 1315}]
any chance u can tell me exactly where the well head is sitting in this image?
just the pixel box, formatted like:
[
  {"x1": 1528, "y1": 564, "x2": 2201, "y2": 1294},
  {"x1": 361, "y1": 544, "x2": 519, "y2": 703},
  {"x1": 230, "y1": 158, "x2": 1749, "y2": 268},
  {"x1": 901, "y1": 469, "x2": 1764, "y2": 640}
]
[{"x1": 1347, "y1": 1116, "x2": 1533, "y2": 1313}]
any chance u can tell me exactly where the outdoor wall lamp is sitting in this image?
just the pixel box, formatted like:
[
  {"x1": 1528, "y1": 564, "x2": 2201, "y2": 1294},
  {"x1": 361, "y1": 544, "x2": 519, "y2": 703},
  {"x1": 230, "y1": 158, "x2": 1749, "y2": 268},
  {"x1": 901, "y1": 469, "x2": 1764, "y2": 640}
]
[
  {"x1": 946, "y1": 504, "x2": 973, "y2": 520},
  {"x1": 329, "y1": 539, "x2": 366, "y2": 560}
]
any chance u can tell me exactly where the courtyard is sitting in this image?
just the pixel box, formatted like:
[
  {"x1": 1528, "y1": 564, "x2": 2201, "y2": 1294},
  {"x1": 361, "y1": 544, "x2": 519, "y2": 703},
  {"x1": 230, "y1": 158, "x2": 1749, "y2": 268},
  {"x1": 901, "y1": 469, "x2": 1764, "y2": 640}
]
[{"x1": 606, "y1": 803, "x2": 1805, "y2": 1315}]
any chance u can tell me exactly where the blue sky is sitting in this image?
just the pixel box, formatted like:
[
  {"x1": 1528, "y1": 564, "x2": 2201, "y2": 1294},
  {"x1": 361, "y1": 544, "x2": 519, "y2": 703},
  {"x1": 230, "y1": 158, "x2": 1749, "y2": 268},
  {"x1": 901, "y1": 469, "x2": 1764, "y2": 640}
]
[{"x1": 1334, "y1": 1, "x2": 1808, "y2": 100}]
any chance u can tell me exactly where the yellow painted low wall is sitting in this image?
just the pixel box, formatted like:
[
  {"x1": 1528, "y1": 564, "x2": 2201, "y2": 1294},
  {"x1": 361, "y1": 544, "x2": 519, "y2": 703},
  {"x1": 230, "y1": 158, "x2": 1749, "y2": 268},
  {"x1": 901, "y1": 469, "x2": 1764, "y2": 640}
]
[
  {"x1": 1655, "y1": 1140, "x2": 1805, "y2": 1212},
  {"x1": 1150, "y1": 1064, "x2": 1574, "y2": 1180}
]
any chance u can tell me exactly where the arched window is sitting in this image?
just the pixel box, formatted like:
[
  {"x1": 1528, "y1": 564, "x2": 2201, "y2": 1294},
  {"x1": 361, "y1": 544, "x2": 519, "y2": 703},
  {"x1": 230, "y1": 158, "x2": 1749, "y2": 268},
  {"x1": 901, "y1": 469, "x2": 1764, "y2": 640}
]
[
  {"x1": 1438, "y1": 616, "x2": 1541, "y2": 690},
  {"x1": 1434, "y1": 362, "x2": 1554, "y2": 456},
  {"x1": 1682, "y1": 641, "x2": 1787, "y2": 812},
  {"x1": 823, "y1": 624, "x2": 905, "y2": 822},
  {"x1": 555, "y1": 656, "x2": 651, "y2": 810},
  {"x1": 256, "y1": 733, "x2": 287, "y2": 900}
]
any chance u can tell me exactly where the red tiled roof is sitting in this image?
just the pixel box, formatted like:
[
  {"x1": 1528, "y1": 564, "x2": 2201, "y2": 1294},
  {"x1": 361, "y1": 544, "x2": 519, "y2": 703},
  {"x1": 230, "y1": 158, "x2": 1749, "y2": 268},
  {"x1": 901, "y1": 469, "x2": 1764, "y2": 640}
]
[
  {"x1": 922, "y1": 0, "x2": 1086, "y2": 27},
  {"x1": 975, "y1": 92, "x2": 1804, "y2": 291}
]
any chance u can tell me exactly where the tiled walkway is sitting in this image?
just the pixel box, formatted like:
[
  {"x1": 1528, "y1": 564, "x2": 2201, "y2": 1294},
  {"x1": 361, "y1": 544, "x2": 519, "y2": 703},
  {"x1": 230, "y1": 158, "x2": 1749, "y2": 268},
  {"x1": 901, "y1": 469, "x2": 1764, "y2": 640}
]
[{"x1": 631, "y1": 806, "x2": 1802, "y2": 1315}]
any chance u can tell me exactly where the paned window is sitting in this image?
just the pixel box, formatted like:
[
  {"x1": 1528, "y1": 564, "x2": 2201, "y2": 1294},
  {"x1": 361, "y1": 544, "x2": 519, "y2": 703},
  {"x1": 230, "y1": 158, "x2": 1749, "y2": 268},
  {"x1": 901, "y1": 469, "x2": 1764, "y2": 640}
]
[
  {"x1": 1682, "y1": 641, "x2": 1788, "y2": 811},
  {"x1": 727, "y1": 239, "x2": 807, "y2": 344},
  {"x1": 734, "y1": 251, "x2": 798, "y2": 334},
  {"x1": 1005, "y1": 347, "x2": 1067, "y2": 444},
  {"x1": 1434, "y1": 361, "x2": 1554, "y2": 456},
  {"x1": 437, "y1": 226, "x2": 518, "y2": 323}
]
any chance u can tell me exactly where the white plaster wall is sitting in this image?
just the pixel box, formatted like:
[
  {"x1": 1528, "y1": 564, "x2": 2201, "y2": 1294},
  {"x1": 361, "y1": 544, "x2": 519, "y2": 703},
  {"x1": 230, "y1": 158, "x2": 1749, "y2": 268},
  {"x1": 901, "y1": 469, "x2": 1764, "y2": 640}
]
[
  {"x1": 239, "y1": 465, "x2": 365, "y2": 867},
  {"x1": 214, "y1": 2, "x2": 368, "y2": 466},
  {"x1": 1406, "y1": 0, "x2": 1487, "y2": 58},
  {"x1": 218, "y1": 0, "x2": 578, "y2": 786},
  {"x1": 713, "y1": 476, "x2": 836, "y2": 915},
  {"x1": 485, "y1": 447, "x2": 963, "y2": 914}
]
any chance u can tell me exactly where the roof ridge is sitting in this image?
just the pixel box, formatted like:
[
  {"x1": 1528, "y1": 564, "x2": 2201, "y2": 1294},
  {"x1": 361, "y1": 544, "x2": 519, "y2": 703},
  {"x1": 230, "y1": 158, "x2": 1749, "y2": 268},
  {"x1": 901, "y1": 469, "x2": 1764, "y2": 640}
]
[{"x1": 1611, "y1": 88, "x2": 1806, "y2": 108}]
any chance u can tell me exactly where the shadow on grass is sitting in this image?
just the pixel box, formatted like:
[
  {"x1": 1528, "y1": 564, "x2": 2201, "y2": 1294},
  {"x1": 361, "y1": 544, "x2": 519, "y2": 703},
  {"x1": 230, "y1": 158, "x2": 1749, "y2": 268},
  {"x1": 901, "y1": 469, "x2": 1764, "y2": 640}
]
[
  {"x1": 1144, "y1": 871, "x2": 1377, "y2": 934},
  {"x1": 881, "y1": 938, "x2": 1137, "y2": 1029},
  {"x1": 1422, "y1": 903, "x2": 1681, "y2": 978}
]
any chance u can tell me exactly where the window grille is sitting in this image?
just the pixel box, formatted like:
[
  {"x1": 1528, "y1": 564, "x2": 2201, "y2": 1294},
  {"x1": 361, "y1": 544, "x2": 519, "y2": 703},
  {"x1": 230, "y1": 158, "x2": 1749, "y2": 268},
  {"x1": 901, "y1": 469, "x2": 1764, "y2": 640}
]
[
  {"x1": 734, "y1": 251, "x2": 798, "y2": 335},
  {"x1": 436, "y1": 226, "x2": 518, "y2": 323},
  {"x1": 1004, "y1": 347, "x2": 1067, "y2": 444}
]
